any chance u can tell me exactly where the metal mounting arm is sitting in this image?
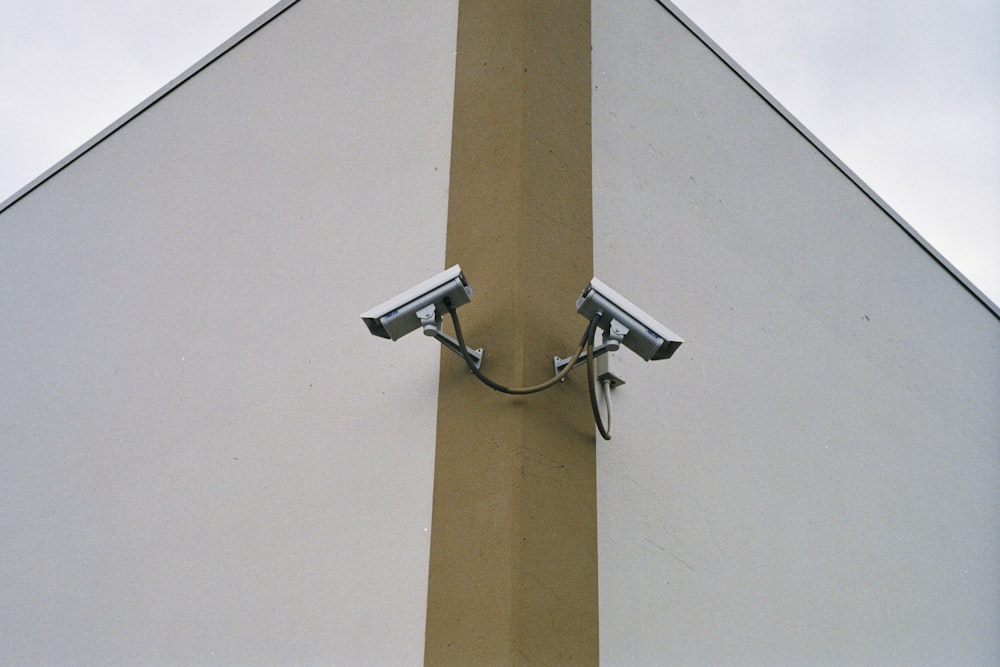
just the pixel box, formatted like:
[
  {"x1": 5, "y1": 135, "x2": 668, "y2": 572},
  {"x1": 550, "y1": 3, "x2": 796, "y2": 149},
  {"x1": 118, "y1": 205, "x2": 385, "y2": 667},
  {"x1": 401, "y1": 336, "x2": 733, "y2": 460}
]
[
  {"x1": 417, "y1": 304, "x2": 483, "y2": 369},
  {"x1": 553, "y1": 318, "x2": 629, "y2": 377}
]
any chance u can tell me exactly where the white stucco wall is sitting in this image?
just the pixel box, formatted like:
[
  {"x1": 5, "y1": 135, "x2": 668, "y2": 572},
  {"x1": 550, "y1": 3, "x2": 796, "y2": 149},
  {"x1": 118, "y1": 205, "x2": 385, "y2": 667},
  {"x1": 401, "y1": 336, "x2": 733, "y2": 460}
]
[
  {"x1": 593, "y1": 1, "x2": 1000, "y2": 664},
  {"x1": 0, "y1": 1, "x2": 457, "y2": 663}
]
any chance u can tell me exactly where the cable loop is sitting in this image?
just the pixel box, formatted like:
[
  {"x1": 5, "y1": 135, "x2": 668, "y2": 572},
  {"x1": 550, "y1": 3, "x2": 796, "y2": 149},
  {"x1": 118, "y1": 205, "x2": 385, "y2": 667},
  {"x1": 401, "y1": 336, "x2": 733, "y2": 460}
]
[
  {"x1": 446, "y1": 300, "x2": 600, "y2": 395},
  {"x1": 447, "y1": 299, "x2": 612, "y2": 438}
]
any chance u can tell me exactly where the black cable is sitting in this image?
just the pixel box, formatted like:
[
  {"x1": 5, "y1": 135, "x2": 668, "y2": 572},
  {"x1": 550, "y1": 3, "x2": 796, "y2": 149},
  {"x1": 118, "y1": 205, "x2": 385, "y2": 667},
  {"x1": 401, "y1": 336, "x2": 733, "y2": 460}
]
[{"x1": 446, "y1": 300, "x2": 600, "y2": 395}]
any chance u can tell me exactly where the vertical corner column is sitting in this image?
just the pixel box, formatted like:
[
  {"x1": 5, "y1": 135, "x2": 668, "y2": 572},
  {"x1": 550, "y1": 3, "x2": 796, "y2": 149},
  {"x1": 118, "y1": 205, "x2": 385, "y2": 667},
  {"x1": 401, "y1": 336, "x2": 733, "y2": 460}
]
[{"x1": 425, "y1": 1, "x2": 597, "y2": 664}]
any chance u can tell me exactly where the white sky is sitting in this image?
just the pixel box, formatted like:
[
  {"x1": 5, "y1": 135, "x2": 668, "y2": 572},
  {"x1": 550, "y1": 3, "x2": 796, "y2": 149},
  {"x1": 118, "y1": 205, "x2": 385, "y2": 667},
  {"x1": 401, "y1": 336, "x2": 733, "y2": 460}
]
[{"x1": 1, "y1": 0, "x2": 997, "y2": 305}]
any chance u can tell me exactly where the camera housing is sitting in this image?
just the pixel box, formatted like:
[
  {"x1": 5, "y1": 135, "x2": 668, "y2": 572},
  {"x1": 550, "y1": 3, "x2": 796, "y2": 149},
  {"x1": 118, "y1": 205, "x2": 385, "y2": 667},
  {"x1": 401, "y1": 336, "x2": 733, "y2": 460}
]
[
  {"x1": 361, "y1": 265, "x2": 472, "y2": 340},
  {"x1": 576, "y1": 278, "x2": 683, "y2": 360}
]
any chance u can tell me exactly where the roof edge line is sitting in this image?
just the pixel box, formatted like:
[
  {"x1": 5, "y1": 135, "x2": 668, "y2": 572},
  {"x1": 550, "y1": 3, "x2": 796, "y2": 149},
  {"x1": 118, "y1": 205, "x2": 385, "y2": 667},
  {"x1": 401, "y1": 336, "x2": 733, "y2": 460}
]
[
  {"x1": 650, "y1": 0, "x2": 999, "y2": 319},
  {"x1": 0, "y1": 0, "x2": 303, "y2": 216}
]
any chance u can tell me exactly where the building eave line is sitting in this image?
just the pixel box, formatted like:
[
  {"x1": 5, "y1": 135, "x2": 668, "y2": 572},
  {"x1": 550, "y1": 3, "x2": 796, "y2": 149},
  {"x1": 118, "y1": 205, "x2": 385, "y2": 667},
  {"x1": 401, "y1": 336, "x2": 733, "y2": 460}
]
[
  {"x1": 650, "y1": 0, "x2": 999, "y2": 320},
  {"x1": 0, "y1": 0, "x2": 303, "y2": 217}
]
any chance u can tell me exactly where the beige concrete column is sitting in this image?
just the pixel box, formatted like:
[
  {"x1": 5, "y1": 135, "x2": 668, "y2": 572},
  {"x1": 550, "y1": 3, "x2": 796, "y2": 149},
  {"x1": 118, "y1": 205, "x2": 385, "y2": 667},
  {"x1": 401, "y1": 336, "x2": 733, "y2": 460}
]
[{"x1": 424, "y1": 1, "x2": 597, "y2": 664}]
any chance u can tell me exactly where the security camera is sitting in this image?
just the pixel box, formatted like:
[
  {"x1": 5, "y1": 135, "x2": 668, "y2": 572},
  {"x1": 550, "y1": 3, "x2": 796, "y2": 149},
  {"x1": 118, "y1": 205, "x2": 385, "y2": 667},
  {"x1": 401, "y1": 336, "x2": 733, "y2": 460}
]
[
  {"x1": 361, "y1": 265, "x2": 472, "y2": 340},
  {"x1": 360, "y1": 265, "x2": 482, "y2": 367},
  {"x1": 576, "y1": 278, "x2": 683, "y2": 361},
  {"x1": 364, "y1": 267, "x2": 684, "y2": 440}
]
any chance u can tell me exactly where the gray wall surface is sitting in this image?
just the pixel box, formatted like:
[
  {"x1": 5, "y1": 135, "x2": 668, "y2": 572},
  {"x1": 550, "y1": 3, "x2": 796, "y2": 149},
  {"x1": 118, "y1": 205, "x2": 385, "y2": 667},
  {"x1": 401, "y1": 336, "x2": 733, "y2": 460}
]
[
  {"x1": 592, "y1": 1, "x2": 1000, "y2": 664},
  {"x1": 0, "y1": 1, "x2": 457, "y2": 663}
]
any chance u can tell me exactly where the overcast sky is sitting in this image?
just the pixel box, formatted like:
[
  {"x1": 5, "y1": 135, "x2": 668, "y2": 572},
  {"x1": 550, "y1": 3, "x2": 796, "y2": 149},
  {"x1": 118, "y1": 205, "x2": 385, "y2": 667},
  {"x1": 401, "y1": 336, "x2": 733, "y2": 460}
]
[{"x1": 1, "y1": 0, "x2": 997, "y2": 305}]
